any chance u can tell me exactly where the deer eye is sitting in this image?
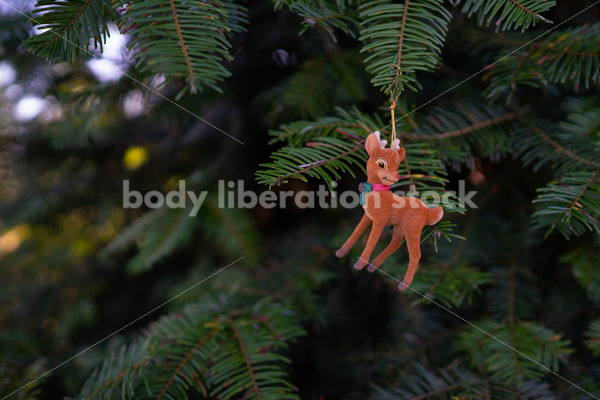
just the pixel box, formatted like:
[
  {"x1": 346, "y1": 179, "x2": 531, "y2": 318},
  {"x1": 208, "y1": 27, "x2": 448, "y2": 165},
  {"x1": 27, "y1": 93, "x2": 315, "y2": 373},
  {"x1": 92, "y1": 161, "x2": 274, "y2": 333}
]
[{"x1": 375, "y1": 158, "x2": 387, "y2": 170}]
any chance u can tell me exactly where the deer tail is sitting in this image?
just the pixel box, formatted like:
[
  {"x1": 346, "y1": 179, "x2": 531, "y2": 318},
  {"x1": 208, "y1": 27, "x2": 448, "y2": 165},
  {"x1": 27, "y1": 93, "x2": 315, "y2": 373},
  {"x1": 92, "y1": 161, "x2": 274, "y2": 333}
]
[{"x1": 427, "y1": 206, "x2": 444, "y2": 226}]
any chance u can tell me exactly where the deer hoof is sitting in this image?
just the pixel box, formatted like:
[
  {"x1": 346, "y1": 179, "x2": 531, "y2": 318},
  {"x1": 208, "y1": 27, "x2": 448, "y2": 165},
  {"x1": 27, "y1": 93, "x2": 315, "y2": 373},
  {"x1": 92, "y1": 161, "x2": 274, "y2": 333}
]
[
  {"x1": 398, "y1": 282, "x2": 409, "y2": 291},
  {"x1": 335, "y1": 248, "x2": 347, "y2": 258},
  {"x1": 354, "y1": 260, "x2": 367, "y2": 270},
  {"x1": 367, "y1": 265, "x2": 377, "y2": 273}
]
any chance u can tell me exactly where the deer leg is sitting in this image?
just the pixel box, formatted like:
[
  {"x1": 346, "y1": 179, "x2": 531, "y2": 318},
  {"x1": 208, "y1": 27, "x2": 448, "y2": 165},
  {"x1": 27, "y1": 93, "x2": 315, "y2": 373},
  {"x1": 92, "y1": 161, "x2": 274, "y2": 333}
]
[
  {"x1": 367, "y1": 225, "x2": 404, "y2": 272},
  {"x1": 354, "y1": 219, "x2": 386, "y2": 271},
  {"x1": 336, "y1": 214, "x2": 371, "y2": 258},
  {"x1": 398, "y1": 225, "x2": 423, "y2": 291}
]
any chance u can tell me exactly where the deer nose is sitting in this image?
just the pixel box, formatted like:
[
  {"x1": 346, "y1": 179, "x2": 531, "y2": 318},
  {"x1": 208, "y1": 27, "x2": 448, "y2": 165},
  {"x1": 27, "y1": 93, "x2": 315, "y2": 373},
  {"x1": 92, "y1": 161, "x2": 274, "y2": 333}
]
[{"x1": 393, "y1": 172, "x2": 400, "y2": 180}]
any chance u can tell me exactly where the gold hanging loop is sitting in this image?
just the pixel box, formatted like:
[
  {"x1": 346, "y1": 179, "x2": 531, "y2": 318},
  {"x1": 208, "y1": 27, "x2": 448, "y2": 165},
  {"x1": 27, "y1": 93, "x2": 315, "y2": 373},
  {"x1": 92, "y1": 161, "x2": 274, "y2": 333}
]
[{"x1": 389, "y1": 97, "x2": 398, "y2": 148}]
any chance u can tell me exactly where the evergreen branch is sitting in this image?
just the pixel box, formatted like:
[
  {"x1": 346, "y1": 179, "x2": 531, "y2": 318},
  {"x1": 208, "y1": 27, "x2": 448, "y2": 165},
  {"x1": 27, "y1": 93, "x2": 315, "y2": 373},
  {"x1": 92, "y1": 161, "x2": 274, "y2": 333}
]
[
  {"x1": 457, "y1": 319, "x2": 573, "y2": 385},
  {"x1": 230, "y1": 320, "x2": 263, "y2": 400},
  {"x1": 83, "y1": 357, "x2": 148, "y2": 400},
  {"x1": 76, "y1": 301, "x2": 304, "y2": 399},
  {"x1": 268, "y1": 107, "x2": 385, "y2": 146},
  {"x1": 561, "y1": 248, "x2": 600, "y2": 302},
  {"x1": 273, "y1": 0, "x2": 359, "y2": 42},
  {"x1": 409, "y1": 264, "x2": 493, "y2": 308},
  {"x1": 458, "y1": 0, "x2": 554, "y2": 32},
  {"x1": 532, "y1": 171, "x2": 600, "y2": 239},
  {"x1": 169, "y1": 0, "x2": 196, "y2": 91},
  {"x1": 47, "y1": 0, "x2": 91, "y2": 45},
  {"x1": 401, "y1": 108, "x2": 524, "y2": 141},
  {"x1": 549, "y1": 168, "x2": 600, "y2": 234},
  {"x1": 485, "y1": 23, "x2": 600, "y2": 101},
  {"x1": 256, "y1": 137, "x2": 367, "y2": 188},
  {"x1": 405, "y1": 102, "x2": 519, "y2": 162},
  {"x1": 118, "y1": 0, "x2": 248, "y2": 95},
  {"x1": 509, "y1": 0, "x2": 539, "y2": 21},
  {"x1": 529, "y1": 125, "x2": 600, "y2": 168},
  {"x1": 156, "y1": 331, "x2": 215, "y2": 400},
  {"x1": 566, "y1": 168, "x2": 600, "y2": 216},
  {"x1": 359, "y1": 0, "x2": 451, "y2": 97},
  {"x1": 271, "y1": 122, "x2": 367, "y2": 145},
  {"x1": 410, "y1": 384, "x2": 459, "y2": 400},
  {"x1": 585, "y1": 319, "x2": 600, "y2": 357},
  {"x1": 268, "y1": 143, "x2": 362, "y2": 187},
  {"x1": 393, "y1": 0, "x2": 410, "y2": 85},
  {"x1": 25, "y1": 0, "x2": 114, "y2": 62},
  {"x1": 370, "y1": 365, "x2": 479, "y2": 400}
]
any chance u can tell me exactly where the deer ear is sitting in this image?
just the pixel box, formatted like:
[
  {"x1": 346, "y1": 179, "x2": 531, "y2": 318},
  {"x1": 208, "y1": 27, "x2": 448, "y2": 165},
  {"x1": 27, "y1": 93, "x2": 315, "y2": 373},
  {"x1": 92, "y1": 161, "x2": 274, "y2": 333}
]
[
  {"x1": 365, "y1": 133, "x2": 378, "y2": 155},
  {"x1": 397, "y1": 147, "x2": 406, "y2": 161},
  {"x1": 365, "y1": 132, "x2": 384, "y2": 155}
]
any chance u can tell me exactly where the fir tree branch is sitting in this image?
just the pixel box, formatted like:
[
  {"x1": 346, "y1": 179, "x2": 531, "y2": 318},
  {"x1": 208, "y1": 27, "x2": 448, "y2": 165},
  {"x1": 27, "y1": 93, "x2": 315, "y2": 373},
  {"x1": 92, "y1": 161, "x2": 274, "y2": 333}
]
[
  {"x1": 410, "y1": 384, "x2": 459, "y2": 400},
  {"x1": 25, "y1": 0, "x2": 114, "y2": 62},
  {"x1": 401, "y1": 109, "x2": 523, "y2": 141},
  {"x1": 83, "y1": 357, "x2": 148, "y2": 400},
  {"x1": 47, "y1": 0, "x2": 91, "y2": 45},
  {"x1": 268, "y1": 143, "x2": 362, "y2": 187},
  {"x1": 230, "y1": 320, "x2": 263, "y2": 400},
  {"x1": 393, "y1": 0, "x2": 410, "y2": 87},
  {"x1": 509, "y1": 0, "x2": 540, "y2": 20},
  {"x1": 156, "y1": 331, "x2": 216, "y2": 400},
  {"x1": 168, "y1": 0, "x2": 196, "y2": 91},
  {"x1": 567, "y1": 168, "x2": 600, "y2": 215},
  {"x1": 529, "y1": 124, "x2": 600, "y2": 167},
  {"x1": 550, "y1": 168, "x2": 600, "y2": 232}
]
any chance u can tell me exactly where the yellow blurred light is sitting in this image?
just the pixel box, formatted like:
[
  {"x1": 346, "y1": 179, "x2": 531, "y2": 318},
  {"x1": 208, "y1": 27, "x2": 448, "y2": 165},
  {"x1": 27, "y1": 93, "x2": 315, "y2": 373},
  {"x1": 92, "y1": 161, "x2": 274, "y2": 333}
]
[
  {"x1": 70, "y1": 238, "x2": 94, "y2": 258},
  {"x1": 123, "y1": 146, "x2": 149, "y2": 171},
  {"x1": 0, "y1": 224, "x2": 31, "y2": 254}
]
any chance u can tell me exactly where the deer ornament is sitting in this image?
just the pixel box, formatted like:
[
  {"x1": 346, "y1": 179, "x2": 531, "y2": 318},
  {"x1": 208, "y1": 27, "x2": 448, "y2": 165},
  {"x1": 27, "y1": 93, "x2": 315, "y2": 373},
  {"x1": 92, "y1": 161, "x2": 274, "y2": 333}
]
[{"x1": 335, "y1": 131, "x2": 443, "y2": 291}]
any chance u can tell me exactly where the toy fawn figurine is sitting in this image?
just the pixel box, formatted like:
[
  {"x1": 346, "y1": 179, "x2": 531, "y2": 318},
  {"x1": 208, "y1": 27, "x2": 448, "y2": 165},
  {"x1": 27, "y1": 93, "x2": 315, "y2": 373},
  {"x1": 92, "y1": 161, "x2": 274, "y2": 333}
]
[{"x1": 335, "y1": 131, "x2": 443, "y2": 291}]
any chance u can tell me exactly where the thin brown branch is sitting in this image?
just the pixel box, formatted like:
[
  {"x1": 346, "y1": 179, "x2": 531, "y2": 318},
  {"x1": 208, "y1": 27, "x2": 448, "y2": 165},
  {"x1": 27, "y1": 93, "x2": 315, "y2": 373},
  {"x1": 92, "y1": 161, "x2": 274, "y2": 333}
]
[
  {"x1": 270, "y1": 144, "x2": 363, "y2": 186},
  {"x1": 84, "y1": 358, "x2": 148, "y2": 399},
  {"x1": 393, "y1": 1, "x2": 410, "y2": 85},
  {"x1": 556, "y1": 48, "x2": 600, "y2": 58},
  {"x1": 551, "y1": 168, "x2": 600, "y2": 231},
  {"x1": 529, "y1": 124, "x2": 600, "y2": 167},
  {"x1": 169, "y1": 0, "x2": 196, "y2": 88},
  {"x1": 401, "y1": 109, "x2": 524, "y2": 141},
  {"x1": 312, "y1": 13, "x2": 344, "y2": 22},
  {"x1": 230, "y1": 320, "x2": 263, "y2": 400},
  {"x1": 271, "y1": 122, "x2": 371, "y2": 144},
  {"x1": 568, "y1": 168, "x2": 600, "y2": 215},
  {"x1": 409, "y1": 385, "x2": 459, "y2": 400},
  {"x1": 509, "y1": 0, "x2": 540, "y2": 19},
  {"x1": 550, "y1": 167, "x2": 600, "y2": 231},
  {"x1": 47, "y1": 0, "x2": 91, "y2": 45},
  {"x1": 156, "y1": 331, "x2": 215, "y2": 400}
]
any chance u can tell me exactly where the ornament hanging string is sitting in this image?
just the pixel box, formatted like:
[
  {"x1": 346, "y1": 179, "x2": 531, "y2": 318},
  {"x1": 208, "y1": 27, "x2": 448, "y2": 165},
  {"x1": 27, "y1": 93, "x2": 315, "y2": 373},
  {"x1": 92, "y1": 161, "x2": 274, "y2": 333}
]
[
  {"x1": 390, "y1": 98, "x2": 397, "y2": 146},
  {"x1": 388, "y1": 97, "x2": 402, "y2": 151},
  {"x1": 389, "y1": 97, "x2": 414, "y2": 185}
]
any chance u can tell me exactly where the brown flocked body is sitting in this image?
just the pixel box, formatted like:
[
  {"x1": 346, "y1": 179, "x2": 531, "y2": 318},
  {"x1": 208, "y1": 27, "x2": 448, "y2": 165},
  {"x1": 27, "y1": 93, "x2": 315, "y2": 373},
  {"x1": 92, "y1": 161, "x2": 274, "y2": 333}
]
[{"x1": 336, "y1": 132, "x2": 444, "y2": 291}]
